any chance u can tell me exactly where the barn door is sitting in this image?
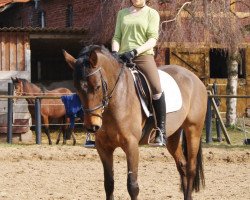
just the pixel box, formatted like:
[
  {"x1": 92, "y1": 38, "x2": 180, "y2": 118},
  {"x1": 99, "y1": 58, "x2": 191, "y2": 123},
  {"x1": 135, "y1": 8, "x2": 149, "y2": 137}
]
[{"x1": 170, "y1": 49, "x2": 207, "y2": 78}]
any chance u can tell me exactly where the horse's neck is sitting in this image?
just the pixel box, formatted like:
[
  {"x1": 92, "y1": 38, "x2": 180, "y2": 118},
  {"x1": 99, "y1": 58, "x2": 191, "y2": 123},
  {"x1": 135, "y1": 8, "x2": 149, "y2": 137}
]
[
  {"x1": 102, "y1": 58, "x2": 124, "y2": 88},
  {"x1": 25, "y1": 83, "x2": 43, "y2": 96},
  {"x1": 23, "y1": 83, "x2": 43, "y2": 104},
  {"x1": 102, "y1": 60, "x2": 134, "y2": 107}
]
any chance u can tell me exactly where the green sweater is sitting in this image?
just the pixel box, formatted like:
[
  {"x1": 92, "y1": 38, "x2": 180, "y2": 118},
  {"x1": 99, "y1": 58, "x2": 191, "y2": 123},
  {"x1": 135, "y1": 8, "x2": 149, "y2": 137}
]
[{"x1": 113, "y1": 6, "x2": 160, "y2": 55}]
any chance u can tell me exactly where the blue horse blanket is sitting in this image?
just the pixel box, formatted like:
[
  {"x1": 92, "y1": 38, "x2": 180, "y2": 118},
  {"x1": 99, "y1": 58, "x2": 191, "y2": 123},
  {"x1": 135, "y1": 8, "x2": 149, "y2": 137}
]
[{"x1": 61, "y1": 94, "x2": 83, "y2": 128}]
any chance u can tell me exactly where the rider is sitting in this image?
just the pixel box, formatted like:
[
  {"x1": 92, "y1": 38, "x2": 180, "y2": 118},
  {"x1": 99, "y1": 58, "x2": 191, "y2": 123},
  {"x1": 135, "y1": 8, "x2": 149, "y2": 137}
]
[{"x1": 112, "y1": 0, "x2": 166, "y2": 146}]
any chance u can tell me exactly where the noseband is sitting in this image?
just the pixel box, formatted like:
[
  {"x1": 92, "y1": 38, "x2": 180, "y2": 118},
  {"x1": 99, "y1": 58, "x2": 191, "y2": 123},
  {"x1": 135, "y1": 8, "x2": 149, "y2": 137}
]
[{"x1": 81, "y1": 64, "x2": 125, "y2": 115}]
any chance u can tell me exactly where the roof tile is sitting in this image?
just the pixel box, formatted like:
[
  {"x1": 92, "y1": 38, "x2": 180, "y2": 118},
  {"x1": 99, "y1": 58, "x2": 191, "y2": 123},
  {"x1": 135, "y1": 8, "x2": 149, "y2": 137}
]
[{"x1": 0, "y1": 0, "x2": 31, "y2": 8}]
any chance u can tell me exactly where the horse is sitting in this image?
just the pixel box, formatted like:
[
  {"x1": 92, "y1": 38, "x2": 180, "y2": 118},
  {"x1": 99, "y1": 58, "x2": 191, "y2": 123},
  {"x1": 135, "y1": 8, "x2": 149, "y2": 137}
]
[
  {"x1": 63, "y1": 45, "x2": 207, "y2": 200},
  {"x1": 11, "y1": 77, "x2": 76, "y2": 145}
]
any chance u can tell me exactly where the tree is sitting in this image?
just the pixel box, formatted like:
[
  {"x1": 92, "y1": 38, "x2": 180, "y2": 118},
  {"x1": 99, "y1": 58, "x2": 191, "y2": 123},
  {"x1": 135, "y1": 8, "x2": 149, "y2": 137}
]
[
  {"x1": 157, "y1": 0, "x2": 250, "y2": 126},
  {"x1": 101, "y1": 0, "x2": 249, "y2": 126}
]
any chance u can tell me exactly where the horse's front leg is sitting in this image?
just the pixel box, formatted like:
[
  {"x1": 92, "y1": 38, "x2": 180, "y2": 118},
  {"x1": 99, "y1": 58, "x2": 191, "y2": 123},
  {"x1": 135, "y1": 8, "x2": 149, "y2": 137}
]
[
  {"x1": 71, "y1": 129, "x2": 76, "y2": 146},
  {"x1": 122, "y1": 137, "x2": 140, "y2": 200},
  {"x1": 96, "y1": 142, "x2": 115, "y2": 200},
  {"x1": 43, "y1": 116, "x2": 52, "y2": 145}
]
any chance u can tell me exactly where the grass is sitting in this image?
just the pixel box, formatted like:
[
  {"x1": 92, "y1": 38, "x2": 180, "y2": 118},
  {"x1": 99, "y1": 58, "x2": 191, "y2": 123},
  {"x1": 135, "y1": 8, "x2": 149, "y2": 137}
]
[{"x1": 201, "y1": 118, "x2": 250, "y2": 149}]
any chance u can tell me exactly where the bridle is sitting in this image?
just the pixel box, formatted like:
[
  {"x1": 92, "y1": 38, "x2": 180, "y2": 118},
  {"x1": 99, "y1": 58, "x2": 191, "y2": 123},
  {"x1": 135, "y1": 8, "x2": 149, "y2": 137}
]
[{"x1": 80, "y1": 63, "x2": 125, "y2": 115}]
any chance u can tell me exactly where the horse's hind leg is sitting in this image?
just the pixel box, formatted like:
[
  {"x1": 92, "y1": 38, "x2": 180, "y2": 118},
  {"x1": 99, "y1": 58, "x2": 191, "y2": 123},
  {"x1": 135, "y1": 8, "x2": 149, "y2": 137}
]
[
  {"x1": 121, "y1": 137, "x2": 139, "y2": 200},
  {"x1": 184, "y1": 125, "x2": 204, "y2": 200},
  {"x1": 167, "y1": 129, "x2": 188, "y2": 197},
  {"x1": 56, "y1": 129, "x2": 62, "y2": 144},
  {"x1": 96, "y1": 142, "x2": 115, "y2": 200}
]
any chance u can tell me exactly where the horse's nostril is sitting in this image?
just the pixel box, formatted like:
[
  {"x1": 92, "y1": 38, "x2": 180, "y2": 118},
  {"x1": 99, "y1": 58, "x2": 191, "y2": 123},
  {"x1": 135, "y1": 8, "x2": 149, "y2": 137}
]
[
  {"x1": 92, "y1": 125, "x2": 100, "y2": 132},
  {"x1": 87, "y1": 125, "x2": 100, "y2": 133}
]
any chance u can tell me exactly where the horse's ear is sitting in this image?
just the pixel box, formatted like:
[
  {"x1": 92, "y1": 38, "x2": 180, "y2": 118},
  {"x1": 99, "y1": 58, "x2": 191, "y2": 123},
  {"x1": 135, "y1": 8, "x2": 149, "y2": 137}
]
[
  {"x1": 15, "y1": 77, "x2": 21, "y2": 83},
  {"x1": 89, "y1": 51, "x2": 98, "y2": 68},
  {"x1": 11, "y1": 77, "x2": 14, "y2": 82},
  {"x1": 62, "y1": 49, "x2": 76, "y2": 70}
]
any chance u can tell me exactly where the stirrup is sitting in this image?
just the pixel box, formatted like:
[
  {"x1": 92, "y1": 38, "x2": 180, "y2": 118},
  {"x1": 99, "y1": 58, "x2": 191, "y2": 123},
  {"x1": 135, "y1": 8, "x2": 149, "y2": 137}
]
[
  {"x1": 148, "y1": 128, "x2": 166, "y2": 147},
  {"x1": 84, "y1": 132, "x2": 96, "y2": 148}
]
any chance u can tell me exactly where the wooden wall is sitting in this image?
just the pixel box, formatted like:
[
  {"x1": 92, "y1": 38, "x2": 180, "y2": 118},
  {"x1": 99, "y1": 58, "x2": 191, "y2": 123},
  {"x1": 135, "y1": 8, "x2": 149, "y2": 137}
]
[
  {"x1": 0, "y1": 32, "x2": 29, "y2": 71},
  {"x1": 166, "y1": 46, "x2": 249, "y2": 115},
  {"x1": 246, "y1": 47, "x2": 250, "y2": 109},
  {"x1": 0, "y1": 32, "x2": 30, "y2": 93},
  {"x1": 0, "y1": 32, "x2": 31, "y2": 128}
]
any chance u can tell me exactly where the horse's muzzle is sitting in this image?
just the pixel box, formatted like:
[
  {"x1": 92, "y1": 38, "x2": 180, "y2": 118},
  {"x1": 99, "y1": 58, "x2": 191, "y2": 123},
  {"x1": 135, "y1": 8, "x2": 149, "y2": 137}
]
[{"x1": 87, "y1": 125, "x2": 101, "y2": 133}]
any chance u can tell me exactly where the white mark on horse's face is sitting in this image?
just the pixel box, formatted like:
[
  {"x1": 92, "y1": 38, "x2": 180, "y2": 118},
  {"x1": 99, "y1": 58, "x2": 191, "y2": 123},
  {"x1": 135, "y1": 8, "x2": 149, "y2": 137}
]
[{"x1": 80, "y1": 80, "x2": 88, "y2": 93}]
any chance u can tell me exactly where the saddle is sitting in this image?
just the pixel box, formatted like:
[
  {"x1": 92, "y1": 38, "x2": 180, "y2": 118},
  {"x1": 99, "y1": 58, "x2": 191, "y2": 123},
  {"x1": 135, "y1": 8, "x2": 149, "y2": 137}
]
[
  {"x1": 129, "y1": 68, "x2": 153, "y2": 117},
  {"x1": 128, "y1": 67, "x2": 156, "y2": 144},
  {"x1": 128, "y1": 63, "x2": 182, "y2": 144}
]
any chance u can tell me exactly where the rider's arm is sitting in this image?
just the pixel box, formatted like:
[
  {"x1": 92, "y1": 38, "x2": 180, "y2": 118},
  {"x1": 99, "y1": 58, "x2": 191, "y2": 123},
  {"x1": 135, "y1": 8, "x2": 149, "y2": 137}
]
[
  {"x1": 135, "y1": 38, "x2": 157, "y2": 55},
  {"x1": 112, "y1": 11, "x2": 122, "y2": 52}
]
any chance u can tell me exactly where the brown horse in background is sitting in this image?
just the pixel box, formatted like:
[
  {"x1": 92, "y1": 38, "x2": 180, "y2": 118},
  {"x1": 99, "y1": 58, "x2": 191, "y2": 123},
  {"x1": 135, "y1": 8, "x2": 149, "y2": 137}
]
[
  {"x1": 11, "y1": 78, "x2": 76, "y2": 145},
  {"x1": 64, "y1": 45, "x2": 207, "y2": 200}
]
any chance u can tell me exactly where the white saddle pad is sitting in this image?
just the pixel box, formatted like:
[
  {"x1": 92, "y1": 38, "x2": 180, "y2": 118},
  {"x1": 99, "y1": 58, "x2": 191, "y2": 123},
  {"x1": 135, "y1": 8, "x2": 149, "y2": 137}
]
[{"x1": 158, "y1": 70, "x2": 182, "y2": 113}]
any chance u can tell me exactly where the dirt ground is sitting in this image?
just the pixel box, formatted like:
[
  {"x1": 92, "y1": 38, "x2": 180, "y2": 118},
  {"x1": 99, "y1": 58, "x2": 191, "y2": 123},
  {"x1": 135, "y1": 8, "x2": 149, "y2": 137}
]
[{"x1": 0, "y1": 144, "x2": 249, "y2": 200}]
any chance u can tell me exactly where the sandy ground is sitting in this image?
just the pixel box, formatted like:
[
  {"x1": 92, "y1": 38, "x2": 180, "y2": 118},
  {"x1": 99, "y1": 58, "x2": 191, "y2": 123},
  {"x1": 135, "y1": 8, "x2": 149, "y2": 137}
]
[{"x1": 0, "y1": 144, "x2": 249, "y2": 200}]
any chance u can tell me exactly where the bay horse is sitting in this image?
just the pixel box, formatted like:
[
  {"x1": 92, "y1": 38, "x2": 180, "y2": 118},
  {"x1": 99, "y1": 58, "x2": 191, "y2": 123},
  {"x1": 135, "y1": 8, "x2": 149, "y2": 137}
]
[
  {"x1": 63, "y1": 45, "x2": 207, "y2": 200},
  {"x1": 11, "y1": 77, "x2": 76, "y2": 145}
]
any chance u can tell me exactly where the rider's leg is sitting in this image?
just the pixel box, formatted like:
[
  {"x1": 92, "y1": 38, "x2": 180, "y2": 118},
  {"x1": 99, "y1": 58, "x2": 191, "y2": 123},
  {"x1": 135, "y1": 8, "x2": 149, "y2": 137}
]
[{"x1": 133, "y1": 55, "x2": 166, "y2": 146}]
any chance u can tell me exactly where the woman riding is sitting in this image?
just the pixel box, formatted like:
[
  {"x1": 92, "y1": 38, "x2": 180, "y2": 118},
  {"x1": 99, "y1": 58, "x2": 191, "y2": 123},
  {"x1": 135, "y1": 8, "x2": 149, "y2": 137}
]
[{"x1": 112, "y1": 0, "x2": 166, "y2": 146}]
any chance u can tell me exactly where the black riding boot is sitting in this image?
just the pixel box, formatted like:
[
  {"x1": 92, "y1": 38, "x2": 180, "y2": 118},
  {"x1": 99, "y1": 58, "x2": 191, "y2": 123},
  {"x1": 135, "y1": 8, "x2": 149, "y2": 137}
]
[{"x1": 152, "y1": 92, "x2": 166, "y2": 146}]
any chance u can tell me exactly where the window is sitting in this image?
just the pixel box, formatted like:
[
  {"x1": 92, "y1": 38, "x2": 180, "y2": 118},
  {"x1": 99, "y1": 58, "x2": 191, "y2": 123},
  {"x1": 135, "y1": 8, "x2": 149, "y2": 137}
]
[
  {"x1": 66, "y1": 4, "x2": 73, "y2": 27},
  {"x1": 209, "y1": 48, "x2": 246, "y2": 79},
  {"x1": 38, "y1": 10, "x2": 46, "y2": 28},
  {"x1": 165, "y1": 48, "x2": 170, "y2": 65}
]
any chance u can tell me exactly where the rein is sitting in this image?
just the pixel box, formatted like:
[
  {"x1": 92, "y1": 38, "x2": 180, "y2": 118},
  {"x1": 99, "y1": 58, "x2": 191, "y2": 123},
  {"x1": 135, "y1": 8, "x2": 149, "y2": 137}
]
[{"x1": 83, "y1": 63, "x2": 125, "y2": 114}]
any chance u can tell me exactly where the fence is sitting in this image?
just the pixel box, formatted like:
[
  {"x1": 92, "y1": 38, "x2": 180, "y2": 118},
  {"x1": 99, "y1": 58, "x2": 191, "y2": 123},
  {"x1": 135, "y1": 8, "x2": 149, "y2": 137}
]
[
  {"x1": 206, "y1": 88, "x2": 250, "y2": 145},
  {"x1": 0, "y1": 83, "x2": 70, "y2": 144},
  {"x1": 1, "y1": 83, "x2": 250, "y2": 145}
]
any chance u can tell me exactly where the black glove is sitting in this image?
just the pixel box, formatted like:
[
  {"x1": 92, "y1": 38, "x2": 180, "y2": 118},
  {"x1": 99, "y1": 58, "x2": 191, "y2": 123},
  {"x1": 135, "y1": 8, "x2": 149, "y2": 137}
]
[{"x1": 120, "y1": 49, "x2": 138, "y2": 63}]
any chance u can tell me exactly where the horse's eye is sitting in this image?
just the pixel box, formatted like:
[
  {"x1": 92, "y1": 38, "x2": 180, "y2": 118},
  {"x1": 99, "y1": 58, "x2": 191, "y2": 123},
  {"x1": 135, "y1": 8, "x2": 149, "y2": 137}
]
[{"x1": 95, "y1": 85, "x2": 101, "y2": 91}]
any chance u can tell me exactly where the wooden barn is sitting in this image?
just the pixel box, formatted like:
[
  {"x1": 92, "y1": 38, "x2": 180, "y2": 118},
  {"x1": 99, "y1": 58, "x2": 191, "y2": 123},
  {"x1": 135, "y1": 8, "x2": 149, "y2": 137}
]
[{"x1": 0, "y1": 0, "x2": 249, "y2": 140}]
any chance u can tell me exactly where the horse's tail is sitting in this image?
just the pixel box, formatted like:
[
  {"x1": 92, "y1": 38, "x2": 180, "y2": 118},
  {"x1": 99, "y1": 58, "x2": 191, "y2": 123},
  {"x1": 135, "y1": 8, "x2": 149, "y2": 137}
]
[{"x1": 182, "y1": 133, "x2": 205, "y2": 192}]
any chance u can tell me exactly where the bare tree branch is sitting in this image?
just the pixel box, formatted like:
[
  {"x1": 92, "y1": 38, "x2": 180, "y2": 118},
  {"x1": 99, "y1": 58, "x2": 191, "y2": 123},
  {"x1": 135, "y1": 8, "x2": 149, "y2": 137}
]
[
  {"x1": 229, "y1": 0, "x2": 250, "y2": 18},
  {"x1": 230, "y1": 0, "x2": 250, "y2": 9},
  {"x1": 160, "y1": 1, "x2": 191, "y2": 31}
]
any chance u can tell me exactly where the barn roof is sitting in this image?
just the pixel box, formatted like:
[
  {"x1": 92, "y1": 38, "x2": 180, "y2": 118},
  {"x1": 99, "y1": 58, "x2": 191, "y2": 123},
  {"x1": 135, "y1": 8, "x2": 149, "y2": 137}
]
[
  {"x1": 0, "y1": 27, "x2": 87, "y2": 39},
  {"x1": 0, "y1": 0, "x2": 31, "y2": 12},
  {"x1": 0, "y1": 0, "x2": 30, "y2": 7},
  {"x1": 0, "y1": 27, "x2": 86, "y2": 34}
]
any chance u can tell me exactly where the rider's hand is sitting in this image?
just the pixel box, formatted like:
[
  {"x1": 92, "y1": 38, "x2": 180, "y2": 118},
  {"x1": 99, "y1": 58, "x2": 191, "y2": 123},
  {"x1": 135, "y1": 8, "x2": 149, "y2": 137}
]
[{"x1": 120, "y1": 49, "x2": 138, "y2": 63}]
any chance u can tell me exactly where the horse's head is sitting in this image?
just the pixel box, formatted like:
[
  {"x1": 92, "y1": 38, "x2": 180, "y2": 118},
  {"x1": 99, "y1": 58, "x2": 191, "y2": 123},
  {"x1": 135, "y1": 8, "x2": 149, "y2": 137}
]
[
  {"x1": 11, "y1": 77, "x2": 23, "y2": 96},
  {"x1": 63, "y1": 45, "x2": 117, "y2": 133}
]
